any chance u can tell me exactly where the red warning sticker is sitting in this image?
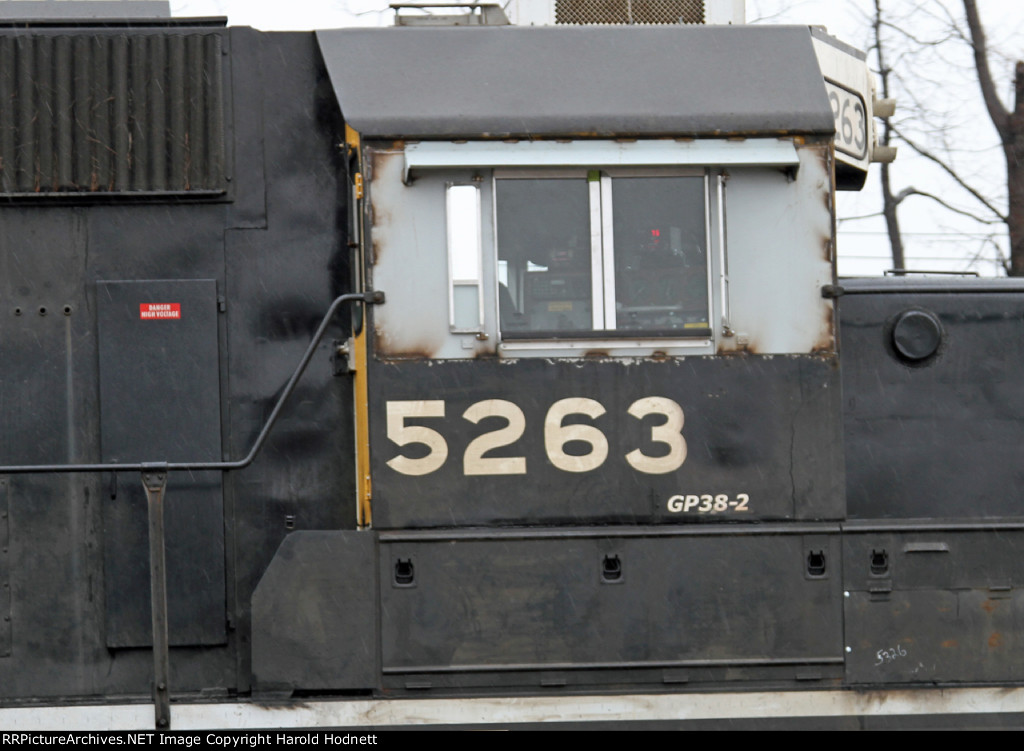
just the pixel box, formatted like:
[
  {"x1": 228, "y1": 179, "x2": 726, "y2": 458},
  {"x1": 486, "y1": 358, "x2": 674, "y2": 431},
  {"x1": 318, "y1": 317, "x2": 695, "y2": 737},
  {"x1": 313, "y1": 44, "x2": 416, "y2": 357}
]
[{"x1": 140, "y1": 303, "x2": 181, "y2": 320}]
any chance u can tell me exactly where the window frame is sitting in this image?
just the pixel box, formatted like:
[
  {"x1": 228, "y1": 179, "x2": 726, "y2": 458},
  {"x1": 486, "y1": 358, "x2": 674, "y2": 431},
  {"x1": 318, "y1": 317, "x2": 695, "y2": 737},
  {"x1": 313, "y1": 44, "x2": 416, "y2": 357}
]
[
  {"x1": 445, "y1": 182, "x2": 486, "y2": 334},
  {"x1": 491, "y1": 166, "x2": 716, "y2": 346}
]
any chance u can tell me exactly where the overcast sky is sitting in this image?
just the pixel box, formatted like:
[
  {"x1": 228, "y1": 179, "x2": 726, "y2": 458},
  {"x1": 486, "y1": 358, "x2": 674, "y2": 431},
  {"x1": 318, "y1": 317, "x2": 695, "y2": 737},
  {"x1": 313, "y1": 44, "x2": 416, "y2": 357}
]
[
  {"x1": 751, "y1": 0, "x2": 1024, "y2": 277},
  {"x1": 166, "y1": 0, "x2": 1024, "y2": 277}
]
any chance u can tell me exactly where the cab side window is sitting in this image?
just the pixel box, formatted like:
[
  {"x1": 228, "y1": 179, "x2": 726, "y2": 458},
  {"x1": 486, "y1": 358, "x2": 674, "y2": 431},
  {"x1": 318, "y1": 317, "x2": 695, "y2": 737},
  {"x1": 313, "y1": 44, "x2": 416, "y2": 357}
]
[{"x1": 495, "y1": 170, "x2": 710, "y2": 339}]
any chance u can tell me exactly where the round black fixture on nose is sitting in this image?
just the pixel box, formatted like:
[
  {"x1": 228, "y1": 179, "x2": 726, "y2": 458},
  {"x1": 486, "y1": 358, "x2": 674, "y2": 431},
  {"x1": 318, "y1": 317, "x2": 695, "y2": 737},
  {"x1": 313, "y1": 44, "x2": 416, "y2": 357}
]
[{"x1": 892, "y1": 309, "x2": 942, "y2": 361}]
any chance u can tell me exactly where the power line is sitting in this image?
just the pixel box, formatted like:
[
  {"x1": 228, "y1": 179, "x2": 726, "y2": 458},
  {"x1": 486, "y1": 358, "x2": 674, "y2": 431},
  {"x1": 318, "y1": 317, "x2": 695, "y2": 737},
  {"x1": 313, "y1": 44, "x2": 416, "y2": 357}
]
[
  {"x1": 839, "y1": 230, "x2": 1003, "y2": 237},
  {"x1": 840, "y1": 255, "x2": 1001, "y2": 260}
]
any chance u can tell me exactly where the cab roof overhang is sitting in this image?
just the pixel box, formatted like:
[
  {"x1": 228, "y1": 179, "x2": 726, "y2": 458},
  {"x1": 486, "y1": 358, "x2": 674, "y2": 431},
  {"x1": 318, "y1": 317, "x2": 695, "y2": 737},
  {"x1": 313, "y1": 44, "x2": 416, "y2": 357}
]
[{"x1": 316, "y1": 25, "x2": 835, "y2": 140}]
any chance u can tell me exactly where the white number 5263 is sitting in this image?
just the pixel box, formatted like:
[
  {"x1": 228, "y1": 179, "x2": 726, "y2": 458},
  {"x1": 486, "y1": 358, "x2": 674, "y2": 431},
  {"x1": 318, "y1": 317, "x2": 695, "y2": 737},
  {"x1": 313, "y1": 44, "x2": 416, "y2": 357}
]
[{"x1": 384, "y1": 396, "x2": 687, "y2": 477}]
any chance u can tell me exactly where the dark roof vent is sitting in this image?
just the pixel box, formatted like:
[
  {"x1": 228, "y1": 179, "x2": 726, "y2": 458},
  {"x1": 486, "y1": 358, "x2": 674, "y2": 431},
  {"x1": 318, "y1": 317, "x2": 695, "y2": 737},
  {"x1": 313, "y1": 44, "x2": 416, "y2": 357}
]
[{"x1": 555, "y1": 0, "x2": 705, "y2": 25}]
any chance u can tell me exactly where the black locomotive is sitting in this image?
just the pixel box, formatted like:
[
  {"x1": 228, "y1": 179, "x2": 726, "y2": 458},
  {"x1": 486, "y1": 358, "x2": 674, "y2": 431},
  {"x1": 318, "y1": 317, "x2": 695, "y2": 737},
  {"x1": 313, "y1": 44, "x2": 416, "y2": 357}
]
[{"x1": 0, "y1": 8, "x2": 1021, "y2": 731}]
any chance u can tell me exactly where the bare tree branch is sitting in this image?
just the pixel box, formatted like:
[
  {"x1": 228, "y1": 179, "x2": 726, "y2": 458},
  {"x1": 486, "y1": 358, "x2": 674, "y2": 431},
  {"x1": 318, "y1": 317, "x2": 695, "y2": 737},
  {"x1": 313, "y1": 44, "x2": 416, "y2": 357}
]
[
  {"x1": 873, "y1": 0, "x2": 905, "y2": 269},
  {"x1": 963, "y1": 0, "x2": 1010, "y2": 139},
  {"x1": 892, "y1": 126, "x2": 1009, "y2": 222},
  {"x1": 878, "y1": 19, "x2": 955, "y2": 48},
  {"x1": 838, "y1": 212, "x2": 885, "y2": 223},
  {"x1": 893, "y1": 187, "x2": 1005, "y2": 224},
  {"x1": 965, "y1": 236, "x2": 1010, "y2": 275},
  {"x1": 930, "y1": 0, "x2": 971, "y2": 46}
]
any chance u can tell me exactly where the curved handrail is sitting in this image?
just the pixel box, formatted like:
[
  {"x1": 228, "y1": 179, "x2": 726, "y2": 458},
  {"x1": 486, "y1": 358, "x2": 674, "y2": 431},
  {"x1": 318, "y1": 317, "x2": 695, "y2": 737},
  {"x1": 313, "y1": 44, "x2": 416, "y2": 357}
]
[{"x1": 0, "y1": 290, "x2": 384, "y2": 475}]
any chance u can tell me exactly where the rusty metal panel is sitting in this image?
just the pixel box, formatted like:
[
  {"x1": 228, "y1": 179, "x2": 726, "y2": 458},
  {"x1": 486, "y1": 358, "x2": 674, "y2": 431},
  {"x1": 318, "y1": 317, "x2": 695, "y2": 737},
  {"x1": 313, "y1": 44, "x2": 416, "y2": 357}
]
[
  {"x1": 368, "y1": 149, "x2": 499, "y2": 360},
  {"x1": 0, "y1": 30, "x2": 225, "y2": 198},
  {"x1": 845, "y1": 590, "x2": 1024, "y2": 684},
  {"x1": 844, "y1": 529, "x2": 1024, "y2": 684},
  {"x1": 370, "y1": 140, "x2": 833, "y2": 360},
  {"x1": 718, "y1": 145, "x2": 835, "y2": 355}
]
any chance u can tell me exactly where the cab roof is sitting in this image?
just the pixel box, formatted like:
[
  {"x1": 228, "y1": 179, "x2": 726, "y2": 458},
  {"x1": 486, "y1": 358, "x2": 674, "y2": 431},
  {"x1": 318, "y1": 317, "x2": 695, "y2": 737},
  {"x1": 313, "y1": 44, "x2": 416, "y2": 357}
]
[{"x1": 317, "y1": 25, "x2": 835, "y2": 140}]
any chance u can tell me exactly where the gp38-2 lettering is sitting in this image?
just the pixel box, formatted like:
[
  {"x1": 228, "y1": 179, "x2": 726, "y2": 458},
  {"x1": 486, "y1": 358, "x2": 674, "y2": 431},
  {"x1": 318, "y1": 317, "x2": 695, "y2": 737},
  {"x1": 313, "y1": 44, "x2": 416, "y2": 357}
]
[
  {"x1": 384, "y1": 397, "x2": 686, "y2": 477},
  {"x1": 666, "y1": 493, "x2": 750, "y2": 514}
]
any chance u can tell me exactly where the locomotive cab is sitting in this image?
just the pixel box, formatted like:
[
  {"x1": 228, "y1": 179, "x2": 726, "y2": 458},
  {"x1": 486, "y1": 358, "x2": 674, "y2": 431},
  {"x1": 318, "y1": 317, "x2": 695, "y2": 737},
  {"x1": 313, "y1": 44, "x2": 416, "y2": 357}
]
[{"x1": 253, "y1": 23, "x2": 852, "y2": 695}]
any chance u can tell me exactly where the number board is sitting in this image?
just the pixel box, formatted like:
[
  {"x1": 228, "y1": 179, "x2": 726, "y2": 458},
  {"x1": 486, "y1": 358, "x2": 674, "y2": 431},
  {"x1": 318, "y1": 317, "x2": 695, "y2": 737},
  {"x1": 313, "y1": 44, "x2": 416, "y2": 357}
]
[
  {"x1": 826, "y1": 79, "x2": 868, "y2": 161},
  {"x1": 367, "y1": 357, "x2": 844, "y2": 528}
]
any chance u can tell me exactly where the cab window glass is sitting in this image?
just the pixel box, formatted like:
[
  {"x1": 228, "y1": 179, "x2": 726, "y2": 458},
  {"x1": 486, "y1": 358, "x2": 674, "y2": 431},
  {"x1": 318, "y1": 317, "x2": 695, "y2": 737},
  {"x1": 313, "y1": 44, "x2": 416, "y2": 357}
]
[
  {"x1": 496, "y1": 177, "x2": 592, "y2": 335},
  {"x1": 611, "y1": 176, "x2": 709, "y2": 333},
  {"x1": 495, "y1": 172, "x2": 709, "y2": 339}
]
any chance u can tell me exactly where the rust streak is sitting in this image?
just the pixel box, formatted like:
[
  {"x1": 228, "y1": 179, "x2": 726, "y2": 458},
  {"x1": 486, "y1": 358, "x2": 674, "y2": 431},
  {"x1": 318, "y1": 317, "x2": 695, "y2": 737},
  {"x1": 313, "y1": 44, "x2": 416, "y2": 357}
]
[
  {"x1": 716, "y1": 341, "x2": 759, "y2": 355},
  {"x1": 419, "y1": 131, "x2": 833, "y2": 142},
  {"x1": 809, "y1": 301, "x2": 837, "y2": 355},
  {"x1": 373, "y1": 325, "x2": 437, "y2": 360}
]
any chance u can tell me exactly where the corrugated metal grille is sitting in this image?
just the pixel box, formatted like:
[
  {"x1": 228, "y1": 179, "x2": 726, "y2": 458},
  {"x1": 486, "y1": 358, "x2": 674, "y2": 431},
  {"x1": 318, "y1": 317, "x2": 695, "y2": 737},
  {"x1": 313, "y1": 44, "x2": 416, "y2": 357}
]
[
  {"x1": 0, "y1": 32, "x2": 225, "y2": 197},
  {"x1": 555, "y1": 0, "x2": 705, "y2": 24}
]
